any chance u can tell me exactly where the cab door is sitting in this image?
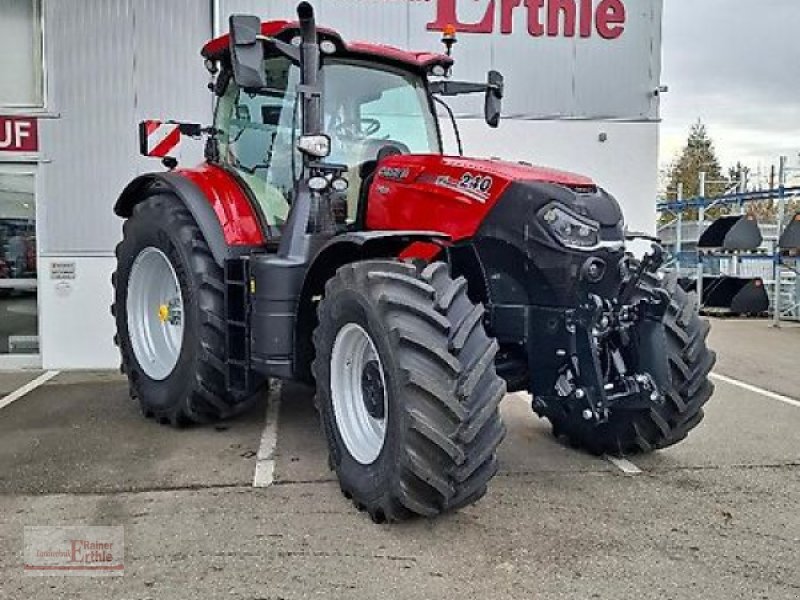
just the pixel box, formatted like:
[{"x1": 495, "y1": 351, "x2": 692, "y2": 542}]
[{"x1": 214, "y1": 55, "x2": 300, "y2": 233}]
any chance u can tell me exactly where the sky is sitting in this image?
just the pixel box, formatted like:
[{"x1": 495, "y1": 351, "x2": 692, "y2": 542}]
[{"x1": 659, "y1": 0, "x2": 800, "y2": 179}]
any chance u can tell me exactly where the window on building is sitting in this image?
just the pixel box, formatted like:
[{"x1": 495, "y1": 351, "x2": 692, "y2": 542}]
[
  {"x1": 0, "y1": 0, "x2": 44, "y2": 107},
  {"x1": 0, "y1": 170, "x2": 38, "y2": 354}
]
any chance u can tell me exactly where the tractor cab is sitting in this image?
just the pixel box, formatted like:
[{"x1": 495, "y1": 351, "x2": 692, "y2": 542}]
[
  {"x1": 199, "y1": 18, "x2": 499, "y2": 239},
  {"x1": 210, "y1": 52, "x2": 440, "y2": 231}
]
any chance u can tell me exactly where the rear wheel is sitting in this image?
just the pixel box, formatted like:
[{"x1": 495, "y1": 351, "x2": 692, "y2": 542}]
[
  {"x1": 536, "y1": 273, "x2": 716, "y2": 455},
  {"x1": 312, "y1": 260, "x2": 506, "y2": 522},
  {"x1": 113, "y1": 194, "x2": 256, "y2": 425}
]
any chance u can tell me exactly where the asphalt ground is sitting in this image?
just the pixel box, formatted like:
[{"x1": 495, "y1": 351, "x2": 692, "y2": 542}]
[{"x1": 0, "y1": 318, "x2": 799, "y2": 599}]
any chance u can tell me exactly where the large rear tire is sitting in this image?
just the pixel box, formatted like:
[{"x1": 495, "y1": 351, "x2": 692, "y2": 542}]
[
  {"x1": 312, "y1": 260, "x2": 506, "y2": 522},
  {"x1": 112, "y1": 194, "x2": 254, "y2": 425},
  {"x1": 536, "y1": 273, "x2": 716, "y2": 455}
]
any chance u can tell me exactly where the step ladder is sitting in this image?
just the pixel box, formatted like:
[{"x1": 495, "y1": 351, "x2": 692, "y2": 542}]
[{"x1": 224, "y1": 258, "x2": 252, "y2": 398}]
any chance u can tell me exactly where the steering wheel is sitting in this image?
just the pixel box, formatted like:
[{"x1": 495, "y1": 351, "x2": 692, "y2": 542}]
[
  {"x1": 361, "y1": 118, "x2": 381, "y2": 136},
  {"x1": 332, "y1": 117, "x2": 382, "y2": 139}
]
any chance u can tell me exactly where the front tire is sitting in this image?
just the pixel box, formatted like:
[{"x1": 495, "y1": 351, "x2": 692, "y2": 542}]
[
  {"x1": 537, "y1": 274, "x2": 716, "y2": 455},
  {"x1": 113, "y1": 194, "x2": 253, "y2": 425},
  {"x1": 312, "y1": 260, "x2": 506, "y2": 522}
]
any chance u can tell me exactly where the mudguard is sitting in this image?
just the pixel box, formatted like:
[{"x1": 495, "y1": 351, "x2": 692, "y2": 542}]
[
  {"x1": 290, "y1": 230, "x2": 450, "y2": 382},
  {"x1": 114, "y1": 166, "x2": 265, "y2": 266},
  {"x1": 303, "y1": 230, "x2": 450, "y2": 297}
]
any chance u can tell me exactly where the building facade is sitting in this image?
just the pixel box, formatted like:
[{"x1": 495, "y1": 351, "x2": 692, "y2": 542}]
[{"x1": 0, "y1": 0, "x2": 663, "y2": 369}]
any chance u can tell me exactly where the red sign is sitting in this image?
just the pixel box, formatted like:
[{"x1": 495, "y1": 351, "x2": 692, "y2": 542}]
[
  {"x1": 427, "y1": 0, "x2": 627, "y2": 40},
  {"x1": 0, "y1": 116, "x2": 39, "y2": 153}
]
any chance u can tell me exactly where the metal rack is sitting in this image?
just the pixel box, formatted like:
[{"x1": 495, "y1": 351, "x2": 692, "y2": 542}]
[{"x1": 657, "y1": 162, "x2": 800, "y2": 323}]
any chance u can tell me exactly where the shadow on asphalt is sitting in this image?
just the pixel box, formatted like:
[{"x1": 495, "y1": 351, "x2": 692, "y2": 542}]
[
  {"x1": 4, "y1": 363, "x2": 796, "y2": 501},
  {"x1": 0, "y1": 375, "x2": 620, "y2": 499}
]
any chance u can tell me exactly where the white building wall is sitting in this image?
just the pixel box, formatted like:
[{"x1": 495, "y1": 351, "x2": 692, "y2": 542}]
[
  {"x1": 38, "y1": 0, "x2": 212, "y2": 368},
  {"x1": 222, "y1": 0, "x2": 663, "y2": 233},
  {"x1": 220, "y1": 0, "x2": 663, "y2": 120},
  {"x1": 454, "y1": 119, "x2": 659, "y2": 234},
  {"x1": 34, "y1": 0, "x2": 663, "y2": 369}
]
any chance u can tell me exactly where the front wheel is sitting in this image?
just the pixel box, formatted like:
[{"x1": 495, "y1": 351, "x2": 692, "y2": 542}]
[
  {"x1": 312, "y1": 260, "x2": 506, "y2": 522},
  {"x1": 536, "y1": 274, "x2": 716, "y2": 455}
]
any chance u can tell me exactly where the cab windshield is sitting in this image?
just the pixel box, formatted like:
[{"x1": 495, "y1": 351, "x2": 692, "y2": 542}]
[{"x1": 323, "y1": 59, "x2": 441, "y2": 167}]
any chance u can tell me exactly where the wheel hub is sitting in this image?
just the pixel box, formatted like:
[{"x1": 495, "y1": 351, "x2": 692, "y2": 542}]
[
  {"x1": 158, "y1": 298, "x2": 182, "y2": 326},
  {"x1": 360, "y1": 360, "x2": 385, "y2": 419}
]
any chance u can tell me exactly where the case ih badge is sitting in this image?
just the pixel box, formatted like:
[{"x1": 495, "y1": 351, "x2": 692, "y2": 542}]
[{"x1": 139, "y1": 120, "x2": 181, "y2": 158}]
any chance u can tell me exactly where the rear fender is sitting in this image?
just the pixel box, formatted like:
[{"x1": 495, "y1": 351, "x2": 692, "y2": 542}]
[{"x1": 114, "y1": 166, "x2": 265, "y2": 266}]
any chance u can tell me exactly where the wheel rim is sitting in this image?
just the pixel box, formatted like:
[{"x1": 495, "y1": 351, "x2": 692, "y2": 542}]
[
  {"x1": 330, "y1": 323, "x2": 388, "y2": 465},
  {"x1": 126, "y1": 247, "x2": 185, "y2": 381}
]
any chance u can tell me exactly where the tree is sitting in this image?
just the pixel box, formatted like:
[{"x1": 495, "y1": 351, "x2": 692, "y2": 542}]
[{"x1": 666, "y1": 121, "x2": 728, "y2": 202}]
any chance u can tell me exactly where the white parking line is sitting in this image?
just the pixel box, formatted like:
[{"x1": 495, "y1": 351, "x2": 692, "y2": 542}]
[
  {"x1": 253, "y1": 388, "x2": 281, "y2": 488},
  {"x1": 509, "y1": 392, "x2": 643, "y2": 475},
  {"x1": 0, "y1": 370, "x2": 60, "y2": 411},
  {"x1": 605, "y1": 455, "x2": 642, "y2": 475},
  {"x1": 711, "y1": 372, "x2": 800, "y2": 409}
]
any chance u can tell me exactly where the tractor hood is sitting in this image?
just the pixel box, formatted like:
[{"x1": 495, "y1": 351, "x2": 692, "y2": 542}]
[
  {"x1": 374, "y1": 154, "x2": 596, "y2": 194},
  {"x1": 366, "y1": 154, "x2": 623, "y2": 241},
  {"x1": 436, "y1": 156, "x2": 596, "y2": 190}
]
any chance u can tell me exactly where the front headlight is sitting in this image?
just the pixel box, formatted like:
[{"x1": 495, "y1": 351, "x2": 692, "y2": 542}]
[{"x1": 539, "y1": 203, "x2": 600, "y2": 250}]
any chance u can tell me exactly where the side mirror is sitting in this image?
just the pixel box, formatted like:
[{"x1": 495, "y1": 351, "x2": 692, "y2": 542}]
[
  {"x1": 484, "y1": 70, "x2": 504, "y2": 128},
  {"x1": 229, "y1": 14, "x2": 267, "y2": 91}
]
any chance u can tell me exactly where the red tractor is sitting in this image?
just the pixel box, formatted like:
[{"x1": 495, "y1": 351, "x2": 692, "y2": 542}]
[{"x1": 113, "y1": 3, "x2": 715, "y2": 522}]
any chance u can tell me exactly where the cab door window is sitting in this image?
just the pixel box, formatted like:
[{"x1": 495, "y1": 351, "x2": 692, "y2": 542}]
[{"x1": 215, "y1": 56, "x2": 299, "y2": 227}]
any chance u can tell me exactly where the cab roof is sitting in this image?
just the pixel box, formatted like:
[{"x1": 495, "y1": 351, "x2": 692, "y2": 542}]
[{"x1": 201, "y1": 20, "x2": 454, "y2": 73}]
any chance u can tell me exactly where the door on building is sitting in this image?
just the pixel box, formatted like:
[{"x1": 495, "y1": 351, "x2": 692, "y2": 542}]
[{"x1": 0, "y1": 170, "x2": 38, "y2": 357}]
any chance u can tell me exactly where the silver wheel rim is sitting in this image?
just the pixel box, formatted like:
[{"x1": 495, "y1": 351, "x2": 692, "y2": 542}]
[
  {"x1": 330, "y1": 323, "x2": 388, "y2": 465},
  {"x1": 126, "y1": 247, "x2": 185, "y2": 381}
]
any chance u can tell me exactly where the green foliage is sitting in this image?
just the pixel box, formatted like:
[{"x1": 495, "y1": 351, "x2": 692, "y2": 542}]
[
  {"x1": 661, "y1": 121, "x2": 795, "y2": 227},
  {"x1": 667, "y1": 121, "x2": 728, "y2": 200},
  {"x1": 662, "y1": 121, "x2": 730, "y2": 222}
]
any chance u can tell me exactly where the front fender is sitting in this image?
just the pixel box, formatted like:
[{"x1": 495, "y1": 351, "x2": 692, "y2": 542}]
[
  {"x1": 292, "y1": 230, "x2": 449, "y2": 382},
  {"x1": 304, "y1": 231, "x2": 450, "y2": 295}
]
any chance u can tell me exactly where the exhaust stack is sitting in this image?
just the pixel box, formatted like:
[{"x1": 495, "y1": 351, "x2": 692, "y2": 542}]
[{"x1": 297, "y1": 2, "x2": 321, "y2": 136}]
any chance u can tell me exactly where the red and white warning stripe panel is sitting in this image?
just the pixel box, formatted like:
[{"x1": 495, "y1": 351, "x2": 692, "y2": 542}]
[{"x1": 138, "y1": 120, "x2": 181, "y2": 158}]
